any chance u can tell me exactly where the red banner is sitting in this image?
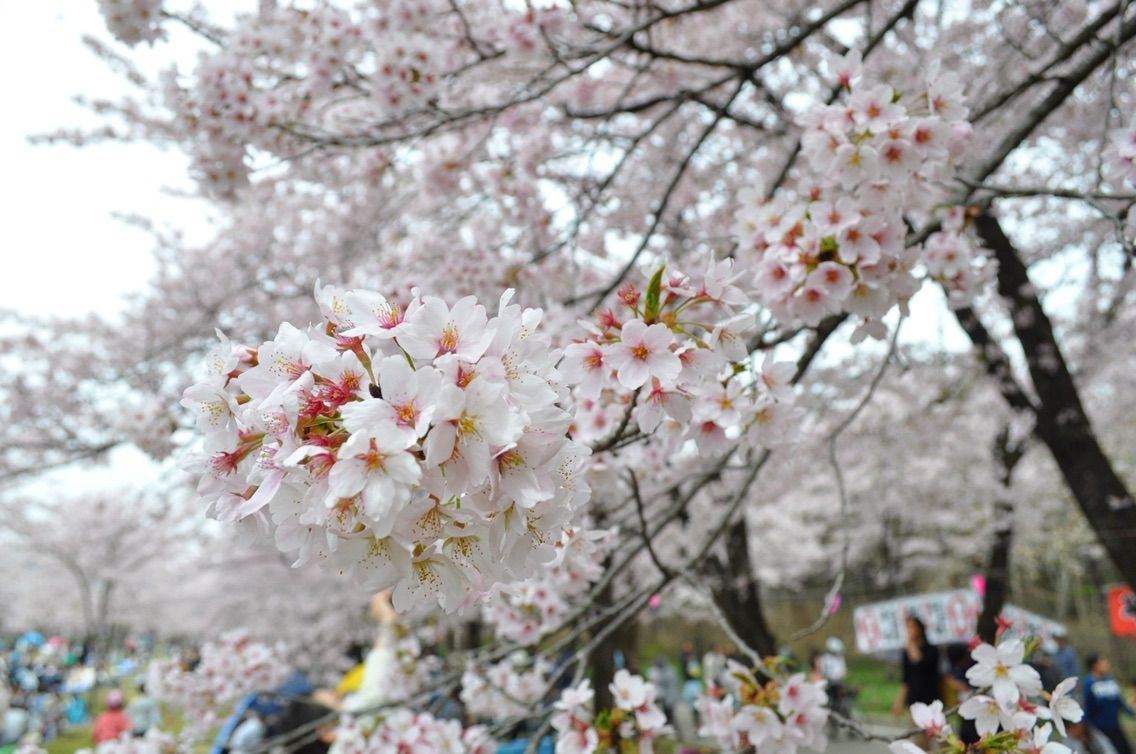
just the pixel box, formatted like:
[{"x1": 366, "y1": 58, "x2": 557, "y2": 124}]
[{"x1": 1108, "y1": 586, "x2": 1136, "y2": 637}]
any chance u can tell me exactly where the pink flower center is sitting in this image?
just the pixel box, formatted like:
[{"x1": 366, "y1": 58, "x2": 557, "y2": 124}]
[
  {"x1": 360, "y1": 440, "x2": 387, "y2": 471},
  {"x1": 438, "y1": 324, "x2": 459, "y2": 353},
  {"x1": 395, "y1": 402, "x2": 418, "y2": 428}
]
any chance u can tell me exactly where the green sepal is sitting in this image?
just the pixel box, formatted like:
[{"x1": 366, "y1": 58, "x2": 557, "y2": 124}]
[{"x1": 644, "y1": 264, "x2": 666, "y2": 323}]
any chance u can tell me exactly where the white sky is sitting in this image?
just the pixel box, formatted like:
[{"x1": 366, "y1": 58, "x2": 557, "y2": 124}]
[{"x1": 0, "y1": 1, "x2": 209, "y2": 320}]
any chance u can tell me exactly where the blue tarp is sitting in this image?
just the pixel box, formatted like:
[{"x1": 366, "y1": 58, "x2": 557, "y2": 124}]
[
  {"x1": 496, "y1": 737, "x2": 554, "y2": 754},
  {"x1": 210, "y1": 692, "x2": 255, "y2": 754},
  {"x1": 17, "y1": 632, "x2": 44, "y2": 648},
  {"x1": 210, "y1": 672, "x2": 314, "y2": 753}
]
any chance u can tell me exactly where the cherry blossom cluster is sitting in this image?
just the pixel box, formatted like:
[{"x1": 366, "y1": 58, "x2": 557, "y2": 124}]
[
  {"x1": 122, "y1": 3, "x2": 557, "y2": 197},
  {"x1": 386, "y1": 633, "x2": 441, "y2": 703},
  {"x1": 76, "y1": 730, "x2": 183, "y2": 754},
  {"x1": 364, "y1": 1, "x2": 457, "y2": 115},
  {"x1": 733, "y1": 51, "x2": 981, "y2": 339},
  {"x1": 551, "y1": 670, "x2": 671, "y2": 754},
  {"x1": 563, "y1": 261, "x2": 801, "y2": 454},
  {"x1": 461, "y1": 653, "x2": 551, "y2": 722},
  {"x1": 925, "y1": 207, "x2": 997, "y2": 310},
  {"x1": 891, "y1": 636, "x2": 1084, "y2": 754},
  {"x1": 156, "y1": 4, "x2": 364, "y2": 195},
  {"x1": 482, "y1": 525, "x2": 614, "y2": 645},
  {"x1": 496, "y1": 8, "x2": 568, "y2": 62},
  {"x1": 695, "y1": 662, "x2": 828, "y2": 754},
  {"x1": 329, "y1": 709, "x2": 495, "y2": 754},
  {"x1": 1104, "y1": 124, "x2": 1136, "y2": 187},
  {"x1": 96, "y1": 0, "x2": 163, "y2": 46},
  {"x1": 1108, "y1": 123, "x2": 1136, "y2": 246},
  {"x1": 181, "y1": 285, "x2": 590, "y2": 612},
  {"x1": 107, "y1": 398, "x2": 178, "y2": 460},
  {"x1": 146, "y1": 631, "x2": 290, "y2": 739}
]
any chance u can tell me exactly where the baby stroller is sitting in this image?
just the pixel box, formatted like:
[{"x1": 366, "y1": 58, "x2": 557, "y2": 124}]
[{"x1": 211, "y1": 672, "x2": 333, "y2": 754}]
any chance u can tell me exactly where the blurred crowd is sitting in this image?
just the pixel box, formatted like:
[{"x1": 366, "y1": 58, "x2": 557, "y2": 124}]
[
  {"x1": 0, "y1": 632, "x2": 160, "y2": 751},
  {"x1": 3, "y1": 611, "x2": 1133, "y2": 754}
]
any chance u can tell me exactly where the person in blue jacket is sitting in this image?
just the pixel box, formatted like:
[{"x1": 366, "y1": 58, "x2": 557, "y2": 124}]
[{"x1": 1083, "y1": 654, "x2": 1135, "y2": 754}]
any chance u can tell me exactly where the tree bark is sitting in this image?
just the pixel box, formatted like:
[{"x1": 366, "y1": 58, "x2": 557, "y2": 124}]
[
  {"x1": 704, "y1": 517, "x2": 779, "y2": 657},
  {"x1": 977, "y1": 428, "x2": 1026, "y2": 643},
  {"x1": 590, "y1": 559, "x2": 640, "y2": 710},
  {"x1": 958, "y1": 212, "x2": 1136, "y2": 589},
  {"x1": 977, "y1": 496, "x2": 1014, "y2": 644}
]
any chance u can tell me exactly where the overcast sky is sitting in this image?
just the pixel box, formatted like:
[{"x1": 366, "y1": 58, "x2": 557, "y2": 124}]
[{"x1": 0, "y1": 1, "x2": 210, "y2": 320}]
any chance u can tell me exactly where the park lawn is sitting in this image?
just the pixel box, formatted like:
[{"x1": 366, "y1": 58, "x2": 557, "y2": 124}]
[
  {"x1": 44, "y1": 724, "x2": 92, "y2": 754},
  {"x1": 658, "y1": 741, "x2": 714, "y2": 753},
  {"x1": 846, "y1": 655, "x2": 902, "y2": 719},
  {"x1": 41, "y1": 696, "x2": 192, "y2": 754}
]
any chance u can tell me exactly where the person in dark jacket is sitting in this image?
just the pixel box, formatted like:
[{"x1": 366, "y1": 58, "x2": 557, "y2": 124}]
[
  {"x1": 1083, "y1": 654, "x2": 1134, "y2": 754},
  {"x1": 893, "y1": 616, "x2": 942, "y2": 718}
]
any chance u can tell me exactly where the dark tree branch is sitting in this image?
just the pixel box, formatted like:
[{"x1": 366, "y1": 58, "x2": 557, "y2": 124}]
[
  {"x1": 969, "y1": 211, "x2": 1136, "y2": 587},
  {"x1": 977, "y1": 427, "x2": 1028, "y2": 643}
]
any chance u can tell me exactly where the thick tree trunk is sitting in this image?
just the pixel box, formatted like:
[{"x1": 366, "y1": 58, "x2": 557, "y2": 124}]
[
  {"x1": 704, "y1": 517, "x2": 778, "y2": 657},
  {"x1": 592, "y1": 630, "x2": 616, "y2": 709},
  {"x1": 1055, "y1": 566, "x2": 1072, "y2": 623},
  {"x1": 977, "y1": 497, "x2": 1014, "y2": 644},
  {"x1": 958, "y1": 213, "x2": 1136, "y2": 588},
  {"x1": 464, "y1": 619, "x2": 483, "y2": 651},
  {"x1": 977, "y1": 429, "x2": 1025, "y2": 643},
  {"x1": 95, "y1": 579, "x2": 116, "y2": 663},
  {"x1": 590, "y1": 562, "x2": 640, "y2": 710}
]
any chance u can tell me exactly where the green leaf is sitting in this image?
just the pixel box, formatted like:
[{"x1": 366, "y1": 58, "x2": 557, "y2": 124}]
[{"x1": 643, "y1": 264, "x2": 665, "y2": 323}]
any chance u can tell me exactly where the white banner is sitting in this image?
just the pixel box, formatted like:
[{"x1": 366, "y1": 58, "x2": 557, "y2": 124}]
[{"x1": 852, "y1": 589, "x2": 1064, "y2": 654}]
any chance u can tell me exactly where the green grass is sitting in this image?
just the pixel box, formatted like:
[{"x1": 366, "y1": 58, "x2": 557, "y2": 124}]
[
  {"x1": 656, "y1": 741, "x2": 714, "y2": 754},
  {"x1": 43, "y1": 725, "x2": 92, "y2": 754},
  {"x1": 33, "y1": 686, "x2": 192, "y2": 754},
  {"x1": 846, "y1": 656, "x2": 902, "y2": 719}
]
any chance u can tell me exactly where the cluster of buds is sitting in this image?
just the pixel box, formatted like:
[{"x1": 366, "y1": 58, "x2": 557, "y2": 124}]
[{"x1": 552, "y1": 670, "x2": 671, "y2": 754}]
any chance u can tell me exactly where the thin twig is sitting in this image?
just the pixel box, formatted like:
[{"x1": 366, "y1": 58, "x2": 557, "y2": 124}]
[{"x1": 790, "y1": 320, "x2": 902, "y2": 642}]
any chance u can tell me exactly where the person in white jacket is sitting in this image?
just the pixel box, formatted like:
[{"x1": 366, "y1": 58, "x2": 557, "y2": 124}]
[
  {"x1": 314, "y1": 591, "x2": 399, "y2": 715},
  {"x1": 341, "y1": 591, "x2": 399, "y2": 714}
]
